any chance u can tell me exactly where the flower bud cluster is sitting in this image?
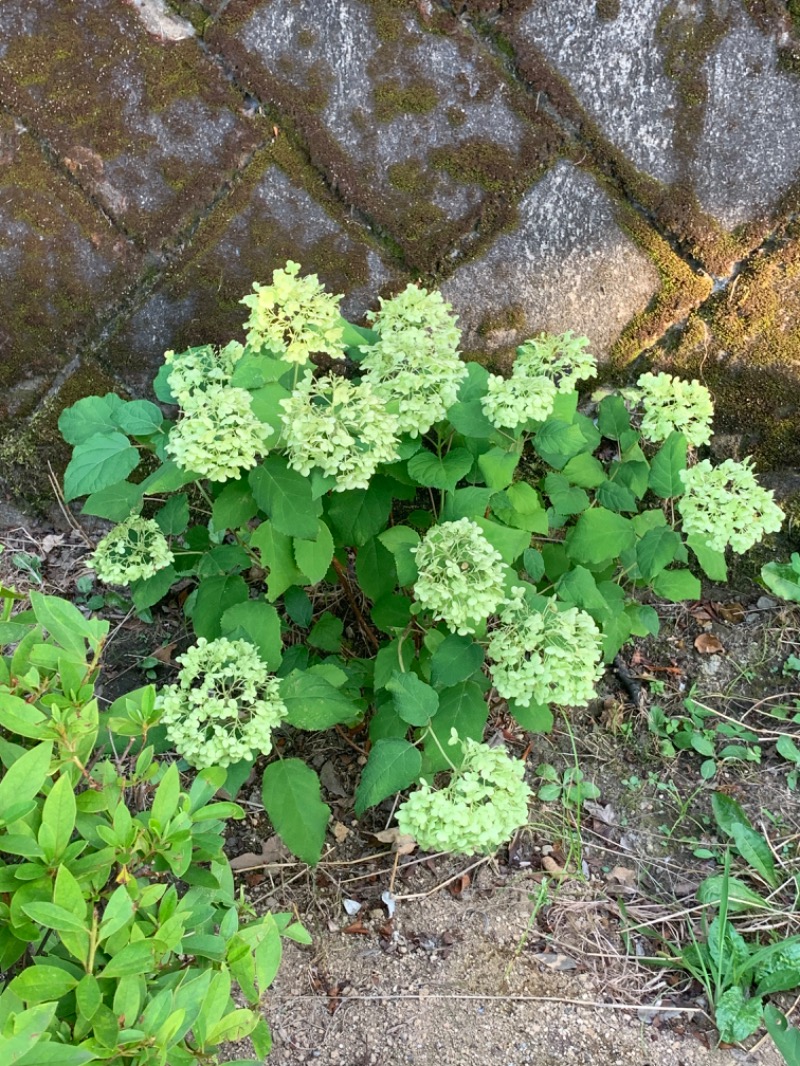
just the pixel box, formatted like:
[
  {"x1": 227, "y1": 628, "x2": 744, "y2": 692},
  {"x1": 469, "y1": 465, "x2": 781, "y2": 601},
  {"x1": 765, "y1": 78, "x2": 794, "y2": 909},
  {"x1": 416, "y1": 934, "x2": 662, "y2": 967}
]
[
  {"x1": 241, "y1": 261, "x2": 344, "y2": 365},
  {"x1": 164, "y1": 342, "x2": 243, "y2": 407},
  {"x1": 361, "y1": 284, "x2": 466, "y2": 437},
  {"x1": 396, "y1": 735, "x2": 531, "y2": 855},
  {"x1": 488, "y1": 591, "x2": 603, "y2": 708},
  {"x1": 482, "y1": 332, "x2": 596, "y2": 431},
  {"x1": 156, "y1": 637, "x2": 288, "y2": 769},
  {"x1": 280, "y1": 373, "x2": 400, "y2": 491},
  {"x1": 412, "y1": 519, "x2": 507, "y2": 635},
  {"x1": 90, "y1": 515, "x2": 173, "y2": 586},
  {"x1": 166, "y1": 385, "x2": 270, "y2": 482},
  {"x1": 637, "y1": 372, "x2": 713, "y2": 448},
  {"x1": 678, "y1": 458, "x2": 784, "y2": 553}
]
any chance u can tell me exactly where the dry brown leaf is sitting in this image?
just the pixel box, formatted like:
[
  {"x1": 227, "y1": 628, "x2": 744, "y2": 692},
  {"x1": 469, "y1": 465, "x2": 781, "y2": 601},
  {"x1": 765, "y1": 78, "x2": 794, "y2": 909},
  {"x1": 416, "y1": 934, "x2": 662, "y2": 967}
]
[
  {"x1": 151, "y1": 642, "x2": 177, "y2": 665},
  {"x1": 716, "y1": 601, "x2": 745, "y2": 624},
  {"x1": 694, "y1": 633, "x2": 725, "y2": 655},
  {"x1": 607, "y1": 865, "x2": 637, "y2": 886},
  {"x1": 332, "y1": 821, "x2": 350, "y2": 844},
  {"x1": 446, "y1": 873, "x2": 470, "y2": 897},
  {"x1": 541, "y1": 855, "x2": 564, "y2": 875},
  {"x1": 229, "y1": 835, "x2": 290, "y2": 871},
  {"x1": 372, "y1": 828, "x2": 417, "y2": 855},
  {"x1": 531, "y1": 952, "x2": 578, "y2": 971},
  {"x1": 40, "y1": 533, "x2": 65, "y2": 555}
]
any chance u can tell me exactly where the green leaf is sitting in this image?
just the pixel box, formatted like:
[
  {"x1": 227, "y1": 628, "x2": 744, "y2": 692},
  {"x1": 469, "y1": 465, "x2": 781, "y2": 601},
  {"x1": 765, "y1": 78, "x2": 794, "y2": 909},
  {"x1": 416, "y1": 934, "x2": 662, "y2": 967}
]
[
  {"x1": 446, "y1": 398, "x2": 495, "y2": 438},
  {"x1": 283, "y1": 586, "x2": 313, "y2": 628},
  {"x1": 221, "y1": 600, "x2": 282, "y2": 670},
  {"x1": 762, "y1": 557, "x2": 800, "y2": 603},
  {"x1": 687, "y1": 534, "x2": 728, "y2": 581},
  {"x1": 731, "y1": 822, "x2": 778, "y2": 888},
  {"x1": 356, "y1": 537, "x2": 397, "y2": 602},
  {"x1": 9, "y1": 965, "x2": 78, "y2": 1004},
  {"x1": 566, "y1": 509, "x2": 636, "y2": 568},
  {"x1": 378, "y1": 526, "x2": 419, "y2": 587},
  {"x1": 562, "y1": 453, "x2": 605, "y2": 488},
  {"x1": 30, "y1": 591, "x2": 103, "y2": 656},
  {"x1": 131, "y1": 565, "x2": 177, "y2": 612},
  {"x1": 715, "y1": 987, "x2": 763, "y2": 1044},
  {"x1": 431, "y1": 634, "x2": 485, "y2": 688},
  {"x1": 326, "y1": 479, "x2": 394, "y2": 547},
  {"x1": 261, "y1": 760, "x2": 330, "y2": 865},
  {"x1": 407, "y1": 448, "x2": 473, "y2": 492},
  {"x1": 308, "y1": 612, "x2": 343, "y2": 652},
  {"x1": 650, "y1": 568, "x2": 701, "y2": 602},
  {"x1": 99, "y1": 939, "x2": 162, "y2": 979},
  {"x1": 510, "y1": 700, "x2": 553, "y2": 732},
  {"x1": 532, "y1": 420, "x2": 587, "y2": 469},
  {"x1": 595, "y1": 480, "x2": 637, "y2": 513},
  {"x1": 442, "y1": 486, "x2": 494, "y2": 522},
  {"x1": 597, "y1": 394, "x2": 631, "y2": 440},
  {"x1": 154, "y1": 494, "x2": 189, "y2": 536},
  {"x1": 0, "y1": 742, "x2": 52, "y2": 824},
  {"x1": 190, "y1": 576, "x2": 248, "y2": 640},
  {"x1": 250, "y1": 458, "x2": 321, "y2": 540},
  {"x1": 490, "y1": 483, "x2": 548, "y2": 534},
  {"x1": 544, "y1": 473, "x2": 590, "y2": 515},
  {"x1": 697, "y1": 875, "x2": 772, "y2": 913},
  {"x1": 354, "y1": 739, "x2": 422, "y2": 816},
  {"x1": 205, "y1": 1007, "x2": 259, "y2": 1046},
  {"x1": 386, "y1": 672, "x2": 439, "y2": 726},
  {"x1": 712, "y1": 791, "x2": 752, "y2": 836},
  {"x1": 63, "y1": 432, "x2": 139, "y2": 501},
  {"x1": 636, "y1": 526, "x2": 682, "y2": 580},
  {"x1": 523, "y1": 548, "x2": 545, "y2": 582},
  {"x1": 371, "y1": 593, "x2": 412, "y2": 632},
  {"x1": 247, "y1": 382, "x2": 292, "y2": 447},
  {"x1": 138, "y1": 460, "x2": 196, "y2": 495},
  {"x1": 38, "y1": 773, "x2": 76, "y2": 861},
  {"x1": 212, "y1": 481, "x2": 258, "y2": 532},
  {"x1": 251, "y1": 522, "x2": 306, "y2": 601},
  {"x1": 648, "y1": 431, "x2": 687, "y2": 499},
  {"x1": 58, "y1": 393, "x2": 125, "y2": 445},
  {"x1": 82, "y1": 481, "x2": 144, "y2": 522},
  {"x1": 231, "y1": 351, "x2": 291, "y2": 388},
  {"x1": 279, "y1": 670, "x2": 357, "y2": 730},
  {"x1": 293, "y1": 520, "x2": 334, "y2": 584},
  {"x1": 75, "y1": 973, "x2": 103, "y2": 1022},
  {"x1": 113, "y1": 399, "x2": 163, "y2": 437},
  {"x1": 21, "y1": 902, "x2": 87, "y2": 934},
  {"x1": 422, "y1": 682, "x2": 488, "y2": 774},
  {"x1": 764, "y1": 1004, "x2": 800, "y2": 1064},
  {"x1": 98, "y1": 885, "x2": 135, "y2": 941},
  {"x1": 473, "y1": 517, "x2": 529, "y2": 564},
  {"x1": 476, "y1": 447, "x2": 519, "y2": 491}
]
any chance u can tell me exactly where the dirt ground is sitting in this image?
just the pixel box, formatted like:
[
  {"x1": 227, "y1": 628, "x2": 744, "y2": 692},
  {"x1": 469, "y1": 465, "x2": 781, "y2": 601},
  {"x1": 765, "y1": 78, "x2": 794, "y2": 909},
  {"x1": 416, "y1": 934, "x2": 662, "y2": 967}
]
[{"x1": 2, "y1": 509, "x2": 798, "y2": 1066}]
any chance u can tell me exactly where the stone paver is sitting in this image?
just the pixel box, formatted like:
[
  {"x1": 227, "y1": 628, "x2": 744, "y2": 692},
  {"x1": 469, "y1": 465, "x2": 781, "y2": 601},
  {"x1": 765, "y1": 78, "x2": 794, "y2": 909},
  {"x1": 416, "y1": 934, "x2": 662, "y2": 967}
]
[
  {"x1": 0, "y1": 114, "x2": 138, "y2": 422},
  {"x1": 0, "y1": 0, "x2": 259, "y2": 245},
  {"x1": 210, "y1": 0, "x2": 561, "y2": 267}
]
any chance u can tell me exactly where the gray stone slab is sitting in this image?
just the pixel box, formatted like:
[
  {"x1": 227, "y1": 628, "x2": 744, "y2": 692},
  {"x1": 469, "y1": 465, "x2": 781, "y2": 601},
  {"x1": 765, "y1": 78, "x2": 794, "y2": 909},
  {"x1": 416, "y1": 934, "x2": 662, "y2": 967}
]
[
  {"x1": 103, "y1": 158, "x2": 402, "y2": 396},
  {"x1": 440, "y1": 162, "x2": 660, "y2": 358},
  {"x1": 213, "y1": 0, "x2": 559, "y2": 266},
  {"x1": 0, "y1": 0, "x2": 259, "y2": 246},
  {"x1": 511, "y1": 0, "x2": 800, "y2": 229}
]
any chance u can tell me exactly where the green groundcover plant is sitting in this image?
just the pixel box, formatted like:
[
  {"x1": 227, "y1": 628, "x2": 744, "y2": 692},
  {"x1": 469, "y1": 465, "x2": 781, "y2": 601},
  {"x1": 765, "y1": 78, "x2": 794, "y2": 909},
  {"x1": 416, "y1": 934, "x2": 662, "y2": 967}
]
[
  {"x1": 56, "y1": 262, "x2": 784, "y2": 864},
  {"x1": 0, "y1": 586, "x2": 308, "y2": 1064}
]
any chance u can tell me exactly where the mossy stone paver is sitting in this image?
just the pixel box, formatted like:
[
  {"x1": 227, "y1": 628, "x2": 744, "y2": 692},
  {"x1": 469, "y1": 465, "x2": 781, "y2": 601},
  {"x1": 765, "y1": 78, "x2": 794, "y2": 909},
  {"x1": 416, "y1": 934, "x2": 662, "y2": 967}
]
[
  {"x1": 101, "y1": 147, "x2": 402, "y2": 396},
  {"x1": 440, "y1": 163, "x2": 661, "y2": 361},
  {"x1": 0, "y1": 0, "x2": 259, "y2": 246},
  {"x1": 210, "y1": 0, "x2": 562, "y2": 267},
  {"x1": 0, "y1": 114, "x2": 138, "y2": 422},
  {"x1": 506, "y1": 0, "x2": 800, "y2": 269}
]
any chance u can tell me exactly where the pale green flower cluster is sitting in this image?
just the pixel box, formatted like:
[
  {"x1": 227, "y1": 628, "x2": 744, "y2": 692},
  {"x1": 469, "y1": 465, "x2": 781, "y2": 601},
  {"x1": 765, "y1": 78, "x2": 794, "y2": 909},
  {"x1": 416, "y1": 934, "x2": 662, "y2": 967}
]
[
  {"x1": 164, "y1": 342, "x2": 243, "y2": 407},
  {"x1": 481, "y1": 332, "x2": 596, "y2": 431},
  {"x1": 241, "y1": 260, "x2": 344, "y2": 365},
  {"x1": 412, "y1": 519, "x2": 506, "y2": 635},
  {"x1": 280, "y1": 373, "x2": 400, "y2": 491},
  {"x1": 157, "y1": 637, "x2": 287, "y2": 769},
  {"x1": 678, "y1": 458, "x2": 784, "y2": 553},
  {"x1": 167, "y1": 386, "x2": 269, "y2": 482},
  {"x1": 361, "y1": 284, "x2": 466, "y2": 437},
  {"x1": 488, "y1": 591, "x2": 603, "y2": 708},
  {"x1": 90, "y1": 515, "x2": 173, "y2": 586},
  {"x1": 396, "y1": 735, "x2": 531, "y2": 856},
  {"x1": 637, "y1": 372, "x2": 714, "y2": 448}
]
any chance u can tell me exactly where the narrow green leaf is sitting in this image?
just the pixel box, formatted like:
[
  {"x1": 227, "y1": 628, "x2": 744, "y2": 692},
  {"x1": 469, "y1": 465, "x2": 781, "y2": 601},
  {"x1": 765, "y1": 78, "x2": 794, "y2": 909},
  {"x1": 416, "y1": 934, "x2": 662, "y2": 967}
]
[
  {"x1": 648, "y1": 431, "x2": 687, "y2": 499},
  {"x1": 38, "y1": 773, "x2": 76, "y2": 861},
  {"x1": 9, "y1": 964, "x2": 78, "y2": 1003}
]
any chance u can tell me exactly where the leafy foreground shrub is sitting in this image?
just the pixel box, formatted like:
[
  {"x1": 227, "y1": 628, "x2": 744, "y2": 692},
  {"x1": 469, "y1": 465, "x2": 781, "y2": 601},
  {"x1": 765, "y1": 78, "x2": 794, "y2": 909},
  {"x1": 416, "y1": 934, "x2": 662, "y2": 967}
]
[
  {"x1": 58, "y1": 263, "x2": 784, "y2": 863},
  {"x1": 0, "y1": 589, "x2": 308, "y2": 1065}
]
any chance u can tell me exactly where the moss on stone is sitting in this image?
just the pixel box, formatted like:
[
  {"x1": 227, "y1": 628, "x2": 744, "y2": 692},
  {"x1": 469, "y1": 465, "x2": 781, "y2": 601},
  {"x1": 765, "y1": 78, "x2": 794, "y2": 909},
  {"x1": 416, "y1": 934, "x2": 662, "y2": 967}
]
[
  {"x1": 372, "y1": 78, "x2": 439, "y2": 123},
  {"x1": 595, "y1": 0, "x2": 620, "y2": 21}
]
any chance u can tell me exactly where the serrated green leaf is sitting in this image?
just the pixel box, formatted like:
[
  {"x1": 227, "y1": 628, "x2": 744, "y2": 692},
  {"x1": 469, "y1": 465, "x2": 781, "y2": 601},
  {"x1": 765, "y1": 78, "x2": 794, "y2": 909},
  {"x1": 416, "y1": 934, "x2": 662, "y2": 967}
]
[
  {"x1": 221, "y1": 600, "x2": 282, "y2": 670},
  {"x1": 154, "y1": 494, "x2": 189, "y2": 536},
  {"x1": 308, "y1": 612, "x2": 343, "y2": 652},
  {"x1": 687, "y1": 534, "x2": 728, "y2": 581},
  {"x1": 473, "y1": 517, "x2": 529, "y2": 564},
  {"x1": 446, "y1": 398, "x2": 495, "y2": 438},
  {"x1": 356, "y1": 536, "x2": 398, "y2": 602},
  {"x1": 279, "y1": 670, "x2": 357, "y2": 730},
  {"x1": 130, "y1": 565, "x2": 177, "y2": 612},
  {"x1": 566, "y1": 508, "x2": 635, "y2": 568},
  {"x1": 597, "y1": 394, "x2": 631, "y2": 440},
  {"x1": 650, "y1": 568, "x2": 701, "y2": 602},
  {"x1": 378, "y1": 526, "x2": 420, "y2": 587},
  {"x1": 386, "y1": 672, "x2": 439, "y2": 726},
  {"x1": 212, "y1": 481, "x2": 258, "y2": 532},
  {"x1": 81, "y1": 481, "x2": 144, "y2": 522},
  {"x1": 261, "y1": 760, "x2": 330, "y2": 865},
  {"x1": 354, "y1": 739, "x2": 422, "y2": 816},
  {"x1": 476, "y1": 447, "x2": 519, "y2": 491},
  {"x1": 430, "y1": 634, "x2": 485, "y2": 688},
  {"x1": 113, "y1": 399, "x2": 163, "y2": 437},
  {"x1": 189, "y1": 576, "x2": 248, "y2": 640},
  {"x1": 408, "y1": 447, "x2": 473, "y2": 491},
  {"x1": 58, "y1": 393, "x2": 125, "y2": 445},
  {"x1": 636, "y1": 526, "x2": 682, "y2": 579},
  {"x1": 326, "y1": 479, "x2": 394, "y2": 547},
  {"x1": 421, "y1": 681, "x2": 488, "y2": 774},
  {"x1": 251, "y1": 522, "x2": 306, "y2": 601},
  {"x1": 293, "y1": 520, "x2": 334, "y2": 584},
  {"x1": 250, "y1": 457, "x2": 321, "y2": 540},
  {"x1": 544, "y1": 473, "x2": 590, "y2": 515},
  {"x1": 648, "y1": 432, "x2": 687, "y2": 499},
  {"x1": 64, "y1": 432, "x2": 139, "y2": 501}
]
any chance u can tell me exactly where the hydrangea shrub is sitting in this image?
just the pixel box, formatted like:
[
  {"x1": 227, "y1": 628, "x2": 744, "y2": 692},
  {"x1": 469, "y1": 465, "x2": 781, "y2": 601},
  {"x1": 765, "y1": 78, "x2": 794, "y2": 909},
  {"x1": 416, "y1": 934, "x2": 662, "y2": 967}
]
[{"x1": 59, "y1": 263, "x2": 784, "y2": 863}]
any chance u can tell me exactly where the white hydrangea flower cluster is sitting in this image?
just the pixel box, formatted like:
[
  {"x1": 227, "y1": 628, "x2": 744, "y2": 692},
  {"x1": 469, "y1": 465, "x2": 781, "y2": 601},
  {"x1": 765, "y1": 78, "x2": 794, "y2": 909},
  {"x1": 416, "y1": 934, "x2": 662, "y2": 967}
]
[
  {"x1": 481, "y1": 332, "x2": 596, "y2": 431},
  {"x1": 678, "y1": 458, "x2": 784, "y2": 553},
  {"x1": 166, "y1": 386, "x2": 270, "y2": 482},
  {"x1": 412, "y1": 519, "x2": 507, "y2": 635},
  {"x1": 279, "y1": 372, "x2": 400, "y2": 491},
  {"x1": 488, "y1": 591, "x2": 603, "y2": 708},
  {"x1": 637, "y1": 371, "x2": 714, "y2": 448},
  {"x1": 361, "y1": 284, "x2": 466, "y2": 437},
  {"x1": 156, "y1": 637, "x2": 288, "y2": 769},
  {"x1": 396, "y1": 734, "x2": 531, "y2": 856},
  {"x1": 90, "y1": 515, "x2": 174, "y2": 586},
  {"x1": 164, "y1": 342, "x2": 243, "y2": 407},
  {"x1": 241, "y1": 260, "x2": 344, "y2": 365}
]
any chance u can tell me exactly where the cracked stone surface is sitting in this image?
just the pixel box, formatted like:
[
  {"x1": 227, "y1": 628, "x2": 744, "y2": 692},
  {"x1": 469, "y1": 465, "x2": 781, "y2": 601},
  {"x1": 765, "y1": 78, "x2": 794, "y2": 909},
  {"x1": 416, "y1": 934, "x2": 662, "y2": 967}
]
[{"x1": 441, "y1": 162, "x2": 660, "y2": 357}]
